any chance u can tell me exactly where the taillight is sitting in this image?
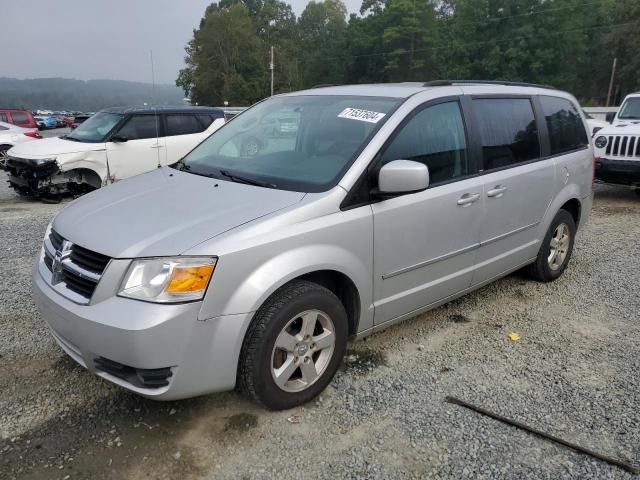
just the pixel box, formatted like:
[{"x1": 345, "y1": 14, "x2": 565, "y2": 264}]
[
  {"x1": 592, "y1": 156, "x2": 598, "y2": 190},
  {"x1": 24, "y1": 131, "x2": 42, "y2": 139}
]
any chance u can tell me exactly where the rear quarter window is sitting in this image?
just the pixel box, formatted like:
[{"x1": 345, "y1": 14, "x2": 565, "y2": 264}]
[
  {"x1": 11, "y1": 112, "x2": 30, "y2": 125},
  {"x1": 540, "y1": 96, "x2": 588, "y2": 155},
  {"x1": 166, "y1": 114, "x2": 205, "y2": 136}
]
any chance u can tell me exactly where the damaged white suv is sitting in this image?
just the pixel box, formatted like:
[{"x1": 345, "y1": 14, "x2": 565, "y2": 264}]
[{"x1": 2, "y1": 106, "x2": 225, "y2": 198}]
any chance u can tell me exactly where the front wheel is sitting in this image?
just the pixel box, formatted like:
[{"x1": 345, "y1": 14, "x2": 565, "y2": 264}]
[
  {"x1": 238, "y1": 280, "x2": 348, "y2": 410},
  {"x1": 526, "y1": 209, "x2": 576, "y2": 282}
]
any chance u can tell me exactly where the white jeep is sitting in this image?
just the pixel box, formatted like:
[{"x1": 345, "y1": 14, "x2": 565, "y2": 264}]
[{"x1": 593, "y1": 92, "x2": 640, "y2": 194}]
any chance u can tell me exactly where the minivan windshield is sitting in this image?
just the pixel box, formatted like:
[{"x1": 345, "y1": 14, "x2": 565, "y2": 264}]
[
  {"x1": 618, "y1": 97, "x2": 640, "y2": 120},
  {"x1": 177, "y1": 95, "x2": 400, "y2": 192},
  {"x1": 65, "y1": 112, "x2": 123, "y2": 142}
]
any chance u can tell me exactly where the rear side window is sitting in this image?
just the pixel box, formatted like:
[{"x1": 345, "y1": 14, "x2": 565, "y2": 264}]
[
  {"x1": 166, "y1": 114, "x2": 205, "y2": 136},
  {"x1": 11, "y1": 112, "x2": 30, "y2": 125},
  {"x1": 382, "y1": 102, "x2": 468, "y2": 185},
  {"x1": 474, "y1": 98, "x2": 540, "y2": 170},
  {"x1": 197, "y1": 114, "x2": 215, "y2": 127},
  {"x1": 117, "y1": 115, "x2": 161, "y2": 140},
  {"x1": 540, "y1": 96, "x2": 588, "y2": 155}
]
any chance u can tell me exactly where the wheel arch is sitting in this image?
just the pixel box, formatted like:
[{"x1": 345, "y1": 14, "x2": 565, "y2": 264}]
[
  {"x1": 204, "y1": 245, "x2": 372, "y2": 336},
  {"x1": 66, "y1": 167, "x2": 103, "y2": 189},
  {"x1": 560, "y1": 197, "x2": 581, "y2": 228},
  {"x1": 539, "y1": 184, "x2": 583, "y2": 240}
]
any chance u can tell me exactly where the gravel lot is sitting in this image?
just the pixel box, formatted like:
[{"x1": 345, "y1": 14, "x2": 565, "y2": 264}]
[{"x1": 1, "y1": 173, "x2": 638, "y2": 480}]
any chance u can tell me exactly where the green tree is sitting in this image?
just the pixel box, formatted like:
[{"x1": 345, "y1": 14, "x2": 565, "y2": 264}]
[
  {"x1": 177, "y1": 3, "x2": 263, "y2": 105},
  {"x1": 298, "y1": 0, "x2": 349, "y2": 86}
]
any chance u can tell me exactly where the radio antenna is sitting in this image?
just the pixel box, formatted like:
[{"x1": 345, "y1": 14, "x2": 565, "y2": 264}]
[{"x1": 150, "y1": 49, "x2": 161, "y2": 169}]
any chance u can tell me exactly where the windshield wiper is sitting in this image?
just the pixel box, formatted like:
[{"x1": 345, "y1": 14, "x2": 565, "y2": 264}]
[
  {"x1": 62, "y1": 135, "x2": 82, "y2": 142},
  {"x1": 220, "y1": 170, "x2": 277, "y2": 188},
  {"x1": 171, "y1": 158, "x2": 190, "y2": 171}
]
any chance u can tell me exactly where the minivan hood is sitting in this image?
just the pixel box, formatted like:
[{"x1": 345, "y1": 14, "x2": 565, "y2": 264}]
[
  {"x1": 53, "y1": 168, "x2": 305, "y2": 258},
  {"x1": 9, "y1": 136, "x2": 103, "y2": 158}
]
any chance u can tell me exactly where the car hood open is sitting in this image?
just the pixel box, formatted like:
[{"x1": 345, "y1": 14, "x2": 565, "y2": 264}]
[
  {"x1": 9, "y1": 136, "x2": 104, "y2": 158},
  {"x1": 53, "y1": 168, "x2": 305, "y2": 258}
]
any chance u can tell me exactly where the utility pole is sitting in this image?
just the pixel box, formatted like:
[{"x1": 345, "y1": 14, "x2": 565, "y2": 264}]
[
  {"x1": 606, "y1": 57, "x2": 617, "y2": 107},
  {"x1": 270, "y1": 46, "x2": 275, "y2": 97}
]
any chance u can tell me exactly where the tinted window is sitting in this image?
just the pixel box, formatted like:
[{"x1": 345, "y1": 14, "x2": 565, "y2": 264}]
[
  {"x1": 166, "y1": 114, "x2": 205, "y2": 136},
  {"x1": 11, "y1": 112, "x2": 29, "y2": 124},
  {"x1": 117, "y1": 115, "x2": 161, "y2": 140},
  {"x1": 540, "y1": 96, "x2": 588, "y2": 155},
  {"x1": 475, "y1": 98, "x2": 540, "y2": 170},
  {"x1": 382, "y1": 102, "x2": 468, "y2": 185},
  {"x1": 197, "y1": 114, "x2": 216, "y2": 127}
]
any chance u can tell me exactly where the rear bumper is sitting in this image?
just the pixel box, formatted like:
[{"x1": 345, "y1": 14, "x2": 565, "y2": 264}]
[
  {"x1": 33, "y1": 264, "x2": 254, "y2": 400},
  {"x1": 595, "y1": 158, "x2": 640, "y2": 186}
]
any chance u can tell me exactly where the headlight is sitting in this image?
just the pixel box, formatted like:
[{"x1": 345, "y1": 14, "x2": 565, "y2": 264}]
[
  {"x1": 594, "y1": 136, "x2": 607, "y2": 149},
  {"x1": 118, "y1": 257, "x2": 217, "y2": 303}
]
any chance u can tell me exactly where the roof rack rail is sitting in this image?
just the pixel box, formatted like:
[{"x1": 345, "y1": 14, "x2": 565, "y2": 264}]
[{"x1": 424, "y1": 80, "x2": 555, "y2": 90}]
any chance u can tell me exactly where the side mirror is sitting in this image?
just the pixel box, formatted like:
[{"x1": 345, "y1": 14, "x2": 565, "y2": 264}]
[
  {"x1": 110, "y1": 134, "x2": 128, "y2": 143},
  {"x1": 378, "y1": 160, "x2": 429, "y2": 195},
  {"x1": 605, "y1": 112, "x2": 616, "y2": 124}
]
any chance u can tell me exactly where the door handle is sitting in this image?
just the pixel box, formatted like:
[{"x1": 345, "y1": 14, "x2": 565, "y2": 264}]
[
  {"x1": 150, "y1": 144, "x2": 164, "y2": 149},
  {"x1": 487, "y1": 185, "x2": 507, "y2": 198},
  {"x1": 457, "y1": 193, "x2": 480, "y2": 206}
]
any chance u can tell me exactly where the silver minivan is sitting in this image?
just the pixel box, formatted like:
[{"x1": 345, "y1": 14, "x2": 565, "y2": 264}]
[{"x1": 33, "y1": 81, "x2": 594, "y2": 409}]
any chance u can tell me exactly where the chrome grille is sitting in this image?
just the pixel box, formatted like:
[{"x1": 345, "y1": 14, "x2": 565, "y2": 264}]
[
  {"x1": 605, "y1": 135, "x2": 640, "y2": 158},
  {"x1": 43, "y1": 230, "x2": 111, "y2": 302}
]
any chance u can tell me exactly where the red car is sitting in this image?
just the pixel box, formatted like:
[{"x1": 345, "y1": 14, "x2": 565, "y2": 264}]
[{"x1": 0, "y1": 108, "x2": 38, "y2": 129}]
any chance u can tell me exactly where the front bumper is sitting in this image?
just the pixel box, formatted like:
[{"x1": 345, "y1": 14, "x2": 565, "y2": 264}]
[
  {"x1": 595, "y1": 158, "x2": 640, "y2": 186},
  {"x1": 3, "y1": 156, "x2": 60, "y2": 196},
  {"x1": 32, "y1": 262, "x2": 254, "y2": 400}
]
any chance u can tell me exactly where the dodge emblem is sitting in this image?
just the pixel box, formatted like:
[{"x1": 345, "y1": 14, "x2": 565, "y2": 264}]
[{"x1": 51, "y1": 240, "x2": 73, "y2": 285}]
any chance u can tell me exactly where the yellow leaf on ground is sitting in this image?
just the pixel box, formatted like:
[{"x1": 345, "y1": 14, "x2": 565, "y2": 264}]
[{"x1": 508, "y1": 332, "x2": 521, "y2": 341}]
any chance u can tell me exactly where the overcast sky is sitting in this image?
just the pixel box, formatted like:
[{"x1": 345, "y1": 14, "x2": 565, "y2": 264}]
[{"x1": 1, "y1": 0, "x2": 361, "y2": 85}]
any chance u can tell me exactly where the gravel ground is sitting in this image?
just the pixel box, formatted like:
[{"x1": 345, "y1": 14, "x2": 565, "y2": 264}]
[{"x1": 1, "y1": 175, "x2": 639, "y2": 480}]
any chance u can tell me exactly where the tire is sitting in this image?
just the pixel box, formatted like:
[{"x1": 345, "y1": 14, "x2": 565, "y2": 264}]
[
  {"x1": 526, "y1": 209, "x2": 576, "y2": 282},
  {"x1": 238, "y1": 280, "x2": 348, "y2": 410},
  {"x1": 0, "y1": 145, "x2": 10, "y2": 161},
  {"x1": 634, "y1": 188, "x2": 640, "y2": 197}
]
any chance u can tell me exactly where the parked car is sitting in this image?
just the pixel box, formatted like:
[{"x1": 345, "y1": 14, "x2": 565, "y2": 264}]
[
  {"x1": 0, "y1": 121, "x2": 41, "y2": 162},
  {"x1": 0, "y1": 107, "x2": 38, "y2": 129},
  {"x1": 583, "y1": 110, "x2": 608, "y2": 137},
  {"x1": 70, "y1": 114, "x2": 91, "y2": 129},
  {"x1": 34, "y1": 115, "x2": 57, "y2": 130},
  {"x1": 593, "y1": 92, "x2": 640, "y2": 194},
  {"x1": 32, "y1": 81, "x2": 593, "y2": 409},
  {"x1": 4, "y1": 106, "x2": 225, "y2": 197}
]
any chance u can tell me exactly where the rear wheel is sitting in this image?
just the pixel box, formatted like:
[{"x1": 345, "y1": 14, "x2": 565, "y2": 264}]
[
  {"x1": 526, "y1": 209, "x2": 576, "y2": 282},
  {"x1": 238, "y1": 280, "x2": 348, "y2": 410}
]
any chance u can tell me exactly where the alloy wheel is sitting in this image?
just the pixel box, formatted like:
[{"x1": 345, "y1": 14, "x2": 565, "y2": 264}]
[
  {"x1": 547, "y1": 223, "x2": 570, "y2": 271},
  {"x1": 270, "y1": 309, "x2": 336, "y2": 393}
]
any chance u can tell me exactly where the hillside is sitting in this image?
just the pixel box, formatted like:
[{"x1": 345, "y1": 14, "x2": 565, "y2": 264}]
[{"x1": 0, "y1": 77, "x2": 187, "y2": 111}]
